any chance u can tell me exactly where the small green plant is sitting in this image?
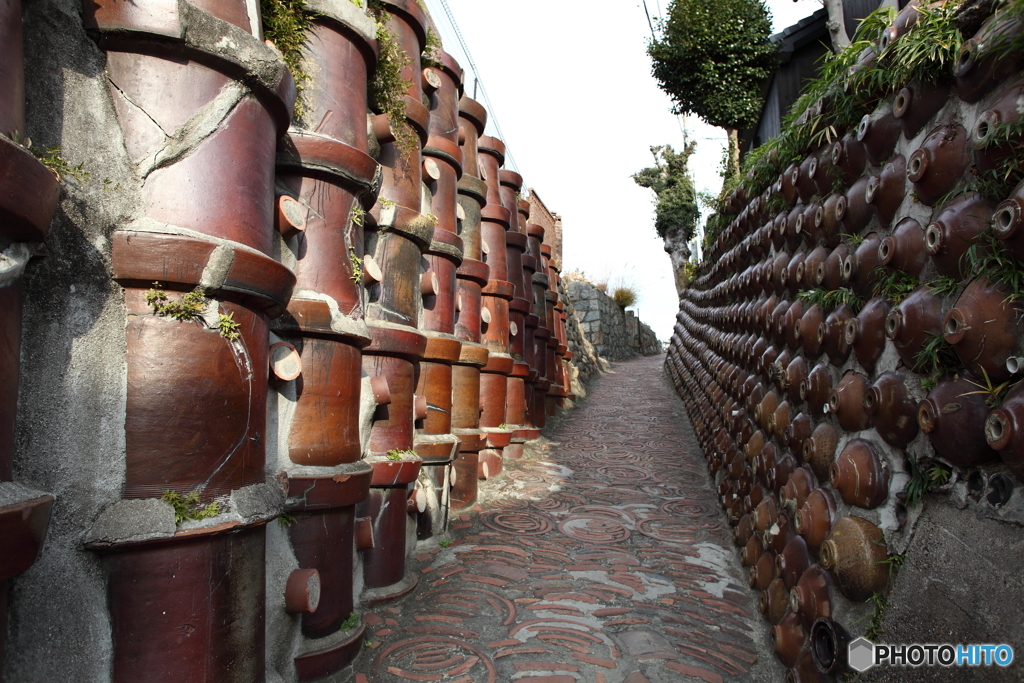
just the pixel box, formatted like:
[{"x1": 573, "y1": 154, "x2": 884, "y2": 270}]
[
  {"x1": 797, "y1": 287, "x2": 864, "y2": 312},
  {"x1": 421, "y1": 26, "x2": 442, "y2": 68},
  {"x1": 261, "y1": 0, "x2": 314, "y2": 122},
  {"x1": 682, "y1": 260, "x2": 699, "y2": 287},
  {"x1": 350, "y1": 205, "x2": 365, "y2": 227},
  {"x1": 378, "y1": 197, "x2": 396, "y2": 208},
  {"x1": 960, "y1": 366, "x2": 1017, "y2": 408},
  {"x1": 966, "y1": 235, "x2": 1024, "y2": 303},
  {"x1": 29, "y1": 144, "x2": 90, "y2": 183},
  {"x1": 879, "y1": 552, "x2": 905, "y2": 581},
  {"x1": 218, "y1": 312, "x2": 241, "y2": 341},
  {"x1": 873, "y1": 268, "x2": 919, "y2": 305},
  {"x1": 864, "y1": 593, "x2": 888, "y2": 641},
  {"x1": 349, "y1": 246, "x2": 364, "y2": 283},
  {"x1": 340, "y1": 612, "x2": 360, "y2": 631},
  {"x1": 438, "y1": 539, "x2": 453, "y2": 548},
  {"x1": 840, "y1": 233, "x2": 865, "y2": 247},
  {"x1": 928, "y1": 275, "x2": 960, "y2": 297},
  {"x1": 912, "y1": 331, "x2": 960, "y2": 375},
  {"x1": 386, "y1": 449, "x2": 415, "y2": 461},
  {"x1": 904, "y1": 457, "x2": 952, "y2": 507},
  {"x1": 497, "y1": 423, "x2": 509, "y2": 429},
  {"x1": 147, "y1": 282, "x2": 243, "y2": 340},
  {"x1": 162, "y1": 490, "x2": 223, "y2": 525},
  {"x1": 368, "y1": 5, "x2": 416, "y2": 154},
  {"x1": 146, "y1": 283, "x2": 207, "y2": 321},
  {"x1": 612, "y1": 286, "x2": 638, "y2": 308},
  {"x1": 278, "y1": 512, "x2": 297, "y2": 527}
]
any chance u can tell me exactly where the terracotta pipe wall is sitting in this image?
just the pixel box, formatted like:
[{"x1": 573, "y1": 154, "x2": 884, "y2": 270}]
[
  {"x1": 359, "y1": 0, "x2": 429, "y2": 598},
  {"x1": 4, "y1": 1, "x2": 584, "y2": 676},
  {"x1": 270, "y1": 3, "x2": 378, "y2": 677},
  {"x1": 408, "y1": 48, "x2": 468, "y2": 539},
  {"x1": 449, "y1": 96, "x2": 490, "y2": 507},
  {"x1": 477, "y1": 135, "x2": 515, "y2": 478},
  {"x1": 0, "y1": 0, "x2": 58, "y2": 675},
  {"x1": 83, "y1": 1, "x2": 295, "y2": 679}
]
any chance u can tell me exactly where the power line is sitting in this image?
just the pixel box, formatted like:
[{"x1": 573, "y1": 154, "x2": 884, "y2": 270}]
[{"x1": 430, "y1": 0, "x2": 520, "y2": 173}]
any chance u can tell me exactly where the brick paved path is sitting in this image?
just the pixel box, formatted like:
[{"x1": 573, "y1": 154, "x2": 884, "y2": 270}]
[{"x1": 348, "y1": 356, "x2": 781, "y2": 683}]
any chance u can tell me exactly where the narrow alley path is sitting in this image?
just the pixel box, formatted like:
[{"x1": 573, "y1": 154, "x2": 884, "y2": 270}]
[{"x1": 347, "y1": 356, "x2": 781, "y2": 683}]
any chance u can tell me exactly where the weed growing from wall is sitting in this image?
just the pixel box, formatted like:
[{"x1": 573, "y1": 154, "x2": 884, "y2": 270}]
[
  {"x1": 368, "y1": 1, "x2": 417, "y2": 155},
  {"x1": 261, "y1": 0, "x2": 314, "y2": 122}
]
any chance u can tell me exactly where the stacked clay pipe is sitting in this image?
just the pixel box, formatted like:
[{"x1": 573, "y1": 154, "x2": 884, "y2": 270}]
[
  {"x1": 666, "y1": 4, "x2": 1024, "y2": 679},
  {"x1": 272, "y1": 2, "x2": 377, "y2": 676},
  {"x1": 84, "y1": 1, "x2": 297, "y2": 680},
  {"x1": 0, "y1": 0, "x2": 58, "y2": 674},
  {"x1": 50, "y1": 2, "x2": 576, "y2": 681}
]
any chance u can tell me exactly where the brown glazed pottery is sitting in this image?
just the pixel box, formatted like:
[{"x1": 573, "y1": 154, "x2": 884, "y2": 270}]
[
  {"x1": 789, "y1": 564, "x2": 833, "y2": 627},
  {"x1": 907, "y1": 124, "x2": 970, "y2": 206},
  {"x1": 856, "y1": 107, "x2": 902, "y2": 167},
  {"x1": 742, "y1": 534, "x2": 765, "y2": 567},
  {"x1": 828, "y1": 371, "x2": 870, "y2": 432},
  {"x1": 844, "y1": 297, "x2": 890, "y2": 373},
  {"x1": 819, "y1": 516, "x2": 889, "y2": 601},
  {"x1": 777, "y1": 535, "x2": 812, "y2": 590},
  {"x1": 735, "y1": 513, "x2": 755, "y2": 547},
  {"x1": 786, "y1": 414, "x2": 813, "y2": 458},
  {"x1": 925, "y1": 192, "x2": 993, "y2": 279},
  {"x1": 878, "y1": 217, "x2": 927, "y2": 276},
  {"x1": 864, "y1": 372, "x2": 919, "y2": 448},
  {"x1": 985, "y1": 381, "x2": 1024, "y2": 482},
  {"x1": 864, "y1": 154, "x2": 906, "y2": 228},
  {"x1": 788, "y1": 646, "x2": 829, "y2": 683},
  {"x1": 835, "y1": 176, "x2": 874, "y2": 237},
  {"x1": 772, "y1": 612, "x2": 808, "y2": 667},
  {"x1": 816, "y1": 244, "x2": 849, "y2": 291},
  {"x1": 802, "y1": 363, "x2": 834, "y2": 416},
  {"x1": 831, "y1": 133, "x2": 867, "y2": 186},
  {"x1": 784, "y1": 357, "x2": 809, "y2": 405},
  {"x1": 753, "y1": 496, "x2": 779, "y2": 534},
  {"x1": 794, "y1": 487, "x2": 837, "y2": 552},
  {"x1": 810, "y1": 617, "x2": 852, "y2": 676},
  {"x1": 954, "y1": 13, "x2": 1024, "y2": 103},
  {"x1": 885, "y1": 285, "x2": 943, "y2": 369},
  {"x1": 761, "y1": 577, "x2": 791, "y2": 625},
  {"x1": 780, "y1": 465, "x2": 815, "y2": 516},
  {"x1": 842, "y1": 234, "x2": 881, "y2": 297},
  {"x1": 992, "y1": 179, "x2": 1024, "y2": 261},
  {"x1": 973, "y1": 80, "x2": 1024, "y2": 172},
  {"x1": 944, "y1": 277, "x2": 1022, "y2": 384},
  {"x1": 893, "y1": 81, "x2": 950, "y2": 139},
  {"x1": 830, "y1": 439, "x2": 889, "y2": 509},
  {"x1": 820, "y1": 305, "x2": 854, "y2": 367},
  {"x1": 798, "y1": 304, "x2": 826, "y2": 359},
  {"x1": 750, "y1": 548, "x2": 777, "y2": 591}
]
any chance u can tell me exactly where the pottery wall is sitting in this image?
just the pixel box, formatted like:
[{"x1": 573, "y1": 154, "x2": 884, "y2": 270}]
[
  {"x1": 666, "y1": 5, "x2": 1024, "y2": 680},
  {"x1": 0, "y1": 1, "x2": 584, "y2": 681}
]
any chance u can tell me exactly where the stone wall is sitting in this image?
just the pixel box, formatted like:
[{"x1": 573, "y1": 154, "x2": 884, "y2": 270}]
[{"x1": 564, "y1": 278, "x2": 661, "y2": 362}]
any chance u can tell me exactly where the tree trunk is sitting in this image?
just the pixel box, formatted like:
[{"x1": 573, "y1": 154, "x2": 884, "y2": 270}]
[
  {"x1": 727, "y1": 128, "x2": 740, "y2": 180},
  {"x1": 823, "y1": 0, "x2": 851, "y2": 51}
]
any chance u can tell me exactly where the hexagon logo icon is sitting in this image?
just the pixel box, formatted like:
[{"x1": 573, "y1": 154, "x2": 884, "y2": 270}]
[{"x1": 848, "y1": 637, "x2": 875, "y2": 672}]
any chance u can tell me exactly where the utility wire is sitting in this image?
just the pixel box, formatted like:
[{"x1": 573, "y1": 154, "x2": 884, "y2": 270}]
[{"x1": 430, "y1": 0, "x2": 520, "y2": 173}]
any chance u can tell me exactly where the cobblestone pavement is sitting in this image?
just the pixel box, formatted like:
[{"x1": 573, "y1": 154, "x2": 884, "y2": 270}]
[{"x1": 346, "y1": 355, "x2": 782, "y2": 683}]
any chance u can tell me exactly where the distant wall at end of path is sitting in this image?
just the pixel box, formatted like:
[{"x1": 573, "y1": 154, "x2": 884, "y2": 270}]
[{"x1": 561, "y1": 279, "x2": 661, "y2": 396}]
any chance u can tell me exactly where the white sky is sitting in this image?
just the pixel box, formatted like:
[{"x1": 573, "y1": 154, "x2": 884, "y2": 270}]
[{"x1": 424, "y1": 0, "x2": 822, "y2": 341}]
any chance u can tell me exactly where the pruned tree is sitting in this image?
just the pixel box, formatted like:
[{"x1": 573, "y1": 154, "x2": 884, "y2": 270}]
[
  {"x1": 647, "y1": 0, "x2": 777, "y2": 176},
  {"x1": 633, "y1": 143, "x2": 700, "y2": 243}
]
